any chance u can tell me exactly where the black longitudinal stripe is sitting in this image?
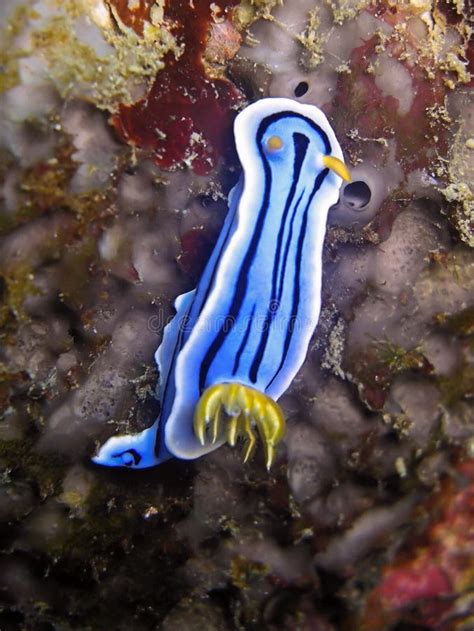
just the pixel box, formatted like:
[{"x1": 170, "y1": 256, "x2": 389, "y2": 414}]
[
  {"x1": 198, "y1": 146, "x2": 272, "y2": 390},
  {"x1": 232, "y1": 303, "x2": 256, "y2": 374},
  {"x1": 153, "y1": 193, "x2": 239, "y2": 456},
  {"x1": 248, "y1": 132, "x2": 309, "y2": 384},
  {"x1": 198, "y1": 111, "x2": 332, "y2": 393},
  {"x1": 266, "y1": 168, "x2": 329, "y2": 391},
  {"x1": 277, "y1": 188, "x2": 305, "y2": 303}
]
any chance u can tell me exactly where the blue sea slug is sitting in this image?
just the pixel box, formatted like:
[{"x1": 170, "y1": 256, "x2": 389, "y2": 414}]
[{"x1": 93, "y1": 97, "x2": 350, "y2": 470}]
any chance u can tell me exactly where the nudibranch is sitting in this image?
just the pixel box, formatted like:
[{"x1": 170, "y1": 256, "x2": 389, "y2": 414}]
[{"x1": 93, "y1": 97, "x2": 350, "y2": 470}]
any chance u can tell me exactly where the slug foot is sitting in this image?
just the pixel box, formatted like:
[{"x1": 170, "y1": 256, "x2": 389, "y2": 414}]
[{"x1": 193, "y1": 383, "x2": 286, "y2": 470}]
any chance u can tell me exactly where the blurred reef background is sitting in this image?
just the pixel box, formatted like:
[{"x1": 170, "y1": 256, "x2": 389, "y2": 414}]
[{"x1": 0, "y1": 1, "x2": 473, "y2": 629}]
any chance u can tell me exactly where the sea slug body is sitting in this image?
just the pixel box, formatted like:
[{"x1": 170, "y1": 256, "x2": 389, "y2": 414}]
[{"x1": 93, "y1": 97, "x2": 350, "y2": 470}]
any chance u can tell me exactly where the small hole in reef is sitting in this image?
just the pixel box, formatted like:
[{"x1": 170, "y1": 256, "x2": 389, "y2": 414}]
[
  {"x1": 199, "y1": 194, "x2": 214, "y2": 208},
  {"x1": 294, "y1": 81, "x2": 309, "y2": 97},
  {"x1": 342, "y1": 181, "x2": 371, "y2": 211}
]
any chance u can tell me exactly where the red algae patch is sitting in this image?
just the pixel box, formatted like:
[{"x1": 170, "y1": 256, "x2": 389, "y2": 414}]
[
  {"x1": 111, "y1": 0, "x2": 244, "y2": 174},
  {"x1": 357, "y1": 459, "x2": 474, "y2": 631},
  {"x1": 333, "y1": 33, "x2": 448, "y2": 176}
]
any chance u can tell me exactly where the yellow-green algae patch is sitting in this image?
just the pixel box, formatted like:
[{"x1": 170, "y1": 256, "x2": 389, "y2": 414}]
[
  {"x1": 19, "y1": 149, "x2": 114, "y2": 227},
  {"x1": 435, "y1": 307, "x2": 474, "y2": 337},
  {"x1": 326, "y1": 0, "x2": 372, "y2": 26},
  {"x1": 0, "y1": 130, "x2": 120, "y2": 329},
  {"x1": 438, "y1": 361, "x2": 474, "y2": 407},
  {"x1": 0, "y1": 263, "x2": 42, "y2": 328},
  {"x1": 297, "y1": 7, "x2": 326, "y2": 70},
  {"x1": 233, "y1": 0, "x2": 283, "y2": 30},
  {"x1": 7, "y1": 0, "x2": 182, "y2": 112},
  {"x1": 0, "y1": 438, "x2": 67, "y2": 500},
  {"x1": 430, "y1": 92, "x2": 473, "y2": 247},
  {"x1": 230, "y1": 554, "x2": 269, "y2": 590},
  {"x1": 0, "y1": 4, "x2": 54, "y2": 94}
]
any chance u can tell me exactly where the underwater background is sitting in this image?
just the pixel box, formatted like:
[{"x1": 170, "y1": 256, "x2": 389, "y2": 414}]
[{"x1": 0, "y1": 1, "x2": 473, "y2": 629}]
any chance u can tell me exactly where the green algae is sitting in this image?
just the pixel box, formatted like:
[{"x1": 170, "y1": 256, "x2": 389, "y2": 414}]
[
  {"x1": 18, "y1": 142, "x2": 114, "y2": 227},
  {"x1": 438, "y1": 361, "x2": 474, "y2": 407},
  {"x1": 0, "y1": 5, "x2": 39, "y2": 95},
  {"x1": 0, "y1": 134, "x2": 115, "y2": 240},
  {"x1": 0, "y1": 139, "x2": 114, "y2": 327},
  {"x1": 435, "y1": 307, "x2": 474, "y2": 337},
  {"x1": 230, "y1": 554, "x2": 269, "y2": 590},
  {"x1": 56, "y1": 237, "x2": 102, "y2": 305},
  {"x1": 371, "y1": 340, "x2": 429, "y2": 374},
  {"x1": 0, "y1": 264, "x2": 42, "y2": 327},
  {"x1": 0, "y1": 438, "x2": 66, "y2": 500}
]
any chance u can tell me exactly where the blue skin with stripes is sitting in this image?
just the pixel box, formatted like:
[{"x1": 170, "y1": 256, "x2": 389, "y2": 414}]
[{"x1": 92, "y1": 98, "x2": 345, "y2": 469}]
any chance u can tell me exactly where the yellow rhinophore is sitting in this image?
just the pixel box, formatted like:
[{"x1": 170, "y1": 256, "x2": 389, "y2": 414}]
[
  {"x1": 193, "y1": 383, "x2": 286, "y2": 470},
  {"x1": 323, "y1": 155, "x2": 351, "y2": 182}
]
